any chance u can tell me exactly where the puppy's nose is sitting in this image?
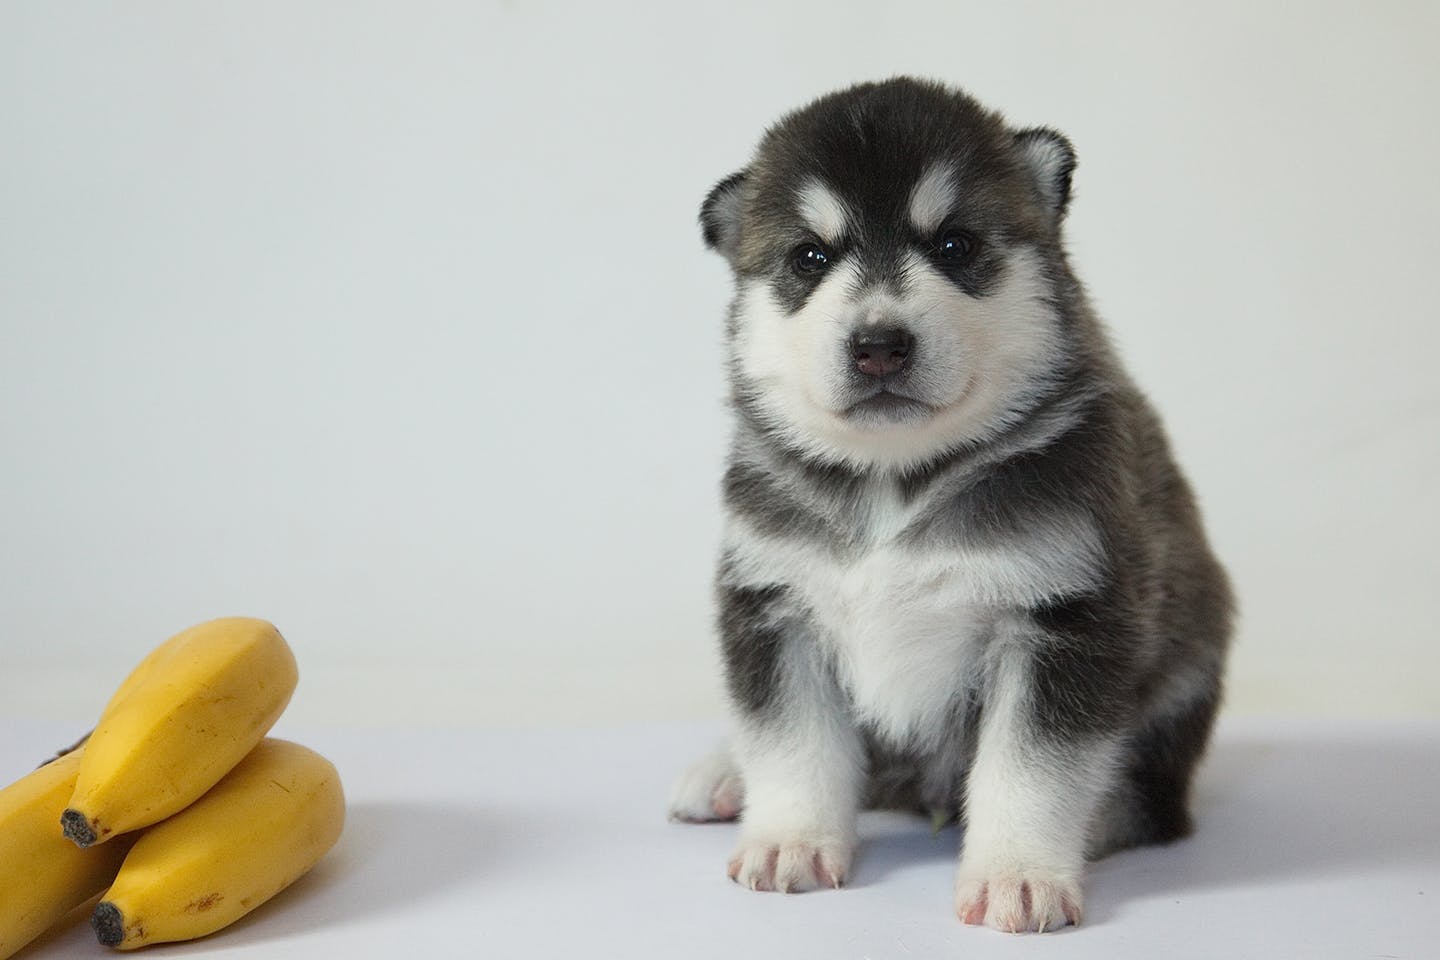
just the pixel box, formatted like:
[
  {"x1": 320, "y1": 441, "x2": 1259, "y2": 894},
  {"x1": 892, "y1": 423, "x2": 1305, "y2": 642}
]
[{"x1": 850, "y1": 327, "x2": 915, "y2": 377}]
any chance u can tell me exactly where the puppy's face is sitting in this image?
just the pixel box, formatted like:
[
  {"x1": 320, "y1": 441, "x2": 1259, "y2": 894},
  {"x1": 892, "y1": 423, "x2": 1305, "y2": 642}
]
[{"x1": 704, "y1": 79, "x2": 1078, "y2": 471}]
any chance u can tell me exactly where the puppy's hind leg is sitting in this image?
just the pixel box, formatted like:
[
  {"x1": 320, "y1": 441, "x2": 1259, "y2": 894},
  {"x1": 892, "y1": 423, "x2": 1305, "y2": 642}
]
[
  {"x1": 669, "y1": 740, "x2": 745, "y2": 823},
  {"x1": 1087, "y1": 687, "x2": 1221, "y2": 859}
]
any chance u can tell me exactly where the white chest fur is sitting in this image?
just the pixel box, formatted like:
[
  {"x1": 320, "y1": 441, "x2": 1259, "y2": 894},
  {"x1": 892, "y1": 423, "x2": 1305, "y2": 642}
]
[
  {"x1": 723, "y1": 481, "x2": 1106, "y2": 750},
  {"x1": 809, "y1": 543, "x2": 993, "y2": 748}
]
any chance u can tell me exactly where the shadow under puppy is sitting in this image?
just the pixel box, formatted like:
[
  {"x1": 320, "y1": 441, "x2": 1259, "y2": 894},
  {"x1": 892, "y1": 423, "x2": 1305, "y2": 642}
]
[{"x1": 669, "y1": 77, "x2": 1233, "y2": 934}]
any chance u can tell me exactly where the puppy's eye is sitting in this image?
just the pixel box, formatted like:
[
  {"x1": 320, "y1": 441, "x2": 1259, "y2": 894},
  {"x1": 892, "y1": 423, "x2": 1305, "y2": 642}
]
[
  {"x1": 792, "y1": 243, "x2": 830, "y2": 274},
  {"x1": 938, "y1": 230, "x2": 978, "y2": 261}
]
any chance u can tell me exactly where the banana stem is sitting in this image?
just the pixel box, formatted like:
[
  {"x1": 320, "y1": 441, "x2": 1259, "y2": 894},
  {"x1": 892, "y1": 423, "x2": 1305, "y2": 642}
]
[
  {"x1": 91, "y1": 901, "x2": 125, "y2": 948},
  {"x1": 38, "y1": 730, "x2": 93, "y2": 769}
]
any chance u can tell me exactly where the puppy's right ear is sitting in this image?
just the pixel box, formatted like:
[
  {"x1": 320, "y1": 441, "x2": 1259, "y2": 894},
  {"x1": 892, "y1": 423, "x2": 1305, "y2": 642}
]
[
  {"x1": 700, "y1": 170, "x2": 747, "y2": 262},
  {"x1": 1013, "y1": 128, "x2": 1076, "y2": 222}
]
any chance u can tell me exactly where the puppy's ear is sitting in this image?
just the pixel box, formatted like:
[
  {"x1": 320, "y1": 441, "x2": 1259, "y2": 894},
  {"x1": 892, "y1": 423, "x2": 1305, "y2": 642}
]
[
  {"x1": 700, "y1": 170, "x2": 747, "y2": 261},
  {"x1": 1013, "y1": 127, "x2": 1077, "y2": 220}
]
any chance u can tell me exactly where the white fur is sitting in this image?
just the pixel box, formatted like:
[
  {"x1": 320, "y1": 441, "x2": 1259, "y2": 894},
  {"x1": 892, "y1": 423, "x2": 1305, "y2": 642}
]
[
  {"x1": 795, "y1": 179, "x2": 849, "y2": 244},
  {"x1": 908, "y1": 162, "x2": 957, "y2": 234},
  {"x1": 721, "y1": 489, "x2": 1104, "y2": 752},
  {"x1": 731, "y1": 249, "x2": 1063, "y2": 473}
]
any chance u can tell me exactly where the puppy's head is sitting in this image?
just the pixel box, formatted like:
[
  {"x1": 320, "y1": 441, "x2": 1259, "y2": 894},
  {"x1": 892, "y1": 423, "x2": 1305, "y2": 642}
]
[{"x1": 705, "y1": 78, "x2": 1079, "y2": 472}]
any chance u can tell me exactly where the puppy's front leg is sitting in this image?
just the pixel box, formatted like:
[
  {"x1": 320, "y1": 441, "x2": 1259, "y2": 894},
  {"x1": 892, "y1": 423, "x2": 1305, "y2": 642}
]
[
  {"x1": 956, "y1": 613, "x2": 1129, "y2": 932},
  {"x1": 721, "y1": 583, "x2": 864, "y2": 893}
]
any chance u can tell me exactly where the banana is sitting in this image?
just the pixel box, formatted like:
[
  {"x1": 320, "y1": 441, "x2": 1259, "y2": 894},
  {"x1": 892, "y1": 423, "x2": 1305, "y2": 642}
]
[
  {"x1": 62, "y1": 617, "x2": 298, "y2": 847},
  {"x1": 91, "y1": 738, "x2": 345, "y2": 950},
  {"x1": 0, "y1": 750, "x2": 134, "y2": 960}
]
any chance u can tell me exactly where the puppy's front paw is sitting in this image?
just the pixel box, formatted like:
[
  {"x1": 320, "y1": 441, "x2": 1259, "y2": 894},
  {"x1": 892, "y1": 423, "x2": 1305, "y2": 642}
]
[
  {"x1": 727, "y1": 836, "x2": 853, "y2": 893},
  {"x1": 955, "y1": 874, "x2": 1081, "y2": 933}
]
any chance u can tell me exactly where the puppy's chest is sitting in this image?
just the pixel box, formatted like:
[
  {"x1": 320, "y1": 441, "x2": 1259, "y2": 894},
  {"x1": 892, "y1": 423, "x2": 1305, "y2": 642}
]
[
  {"x1": 753, "y1": 485, "x2": 1000, "y2": 748},
  {"x1": 802, "y1": 544, "x2": 993, "y2": 747},
  {"x1": 726, "y1": 472, "x2": 1105, "y2": 745}
]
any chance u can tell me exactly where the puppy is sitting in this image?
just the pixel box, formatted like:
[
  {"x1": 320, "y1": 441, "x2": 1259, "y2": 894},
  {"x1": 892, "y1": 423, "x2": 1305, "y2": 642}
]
[{"x1": 669, "y1": 77, "x2": 1232, "y2": 933}]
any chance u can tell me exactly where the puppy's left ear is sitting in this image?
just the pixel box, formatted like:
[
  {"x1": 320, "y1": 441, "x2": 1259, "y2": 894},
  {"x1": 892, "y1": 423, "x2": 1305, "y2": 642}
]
[
  {"x1": 700, "y1": 170, "x2": 747, "y2": 263},
  {"x1": 1013, "y1": 127, "x2": 1077, "y2": 220}
]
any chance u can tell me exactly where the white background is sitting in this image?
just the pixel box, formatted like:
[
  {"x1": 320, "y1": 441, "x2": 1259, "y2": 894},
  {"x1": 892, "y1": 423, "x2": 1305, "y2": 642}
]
[{"x1": 3, "y1": 1, "x2": 1437, "y2": 731}]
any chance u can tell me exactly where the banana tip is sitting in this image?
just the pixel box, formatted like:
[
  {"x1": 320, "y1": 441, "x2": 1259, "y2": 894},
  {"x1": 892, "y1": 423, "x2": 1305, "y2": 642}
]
[
  {"x1": 60, "y1": 808, "x2": 97, "y2": 847},
  {"x1": 92, "y1": 901, "x2": 125, "y2": 947}
]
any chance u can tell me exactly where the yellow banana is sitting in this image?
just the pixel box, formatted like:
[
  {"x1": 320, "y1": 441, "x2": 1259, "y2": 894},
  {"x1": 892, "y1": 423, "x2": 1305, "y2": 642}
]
[
  {"x1": 0, "y1": 750, "x2": 134, "y2": 960},
  {"x1": 62, "y1": 617, "x2": 298, "y2": 847},
  {"x1": 91, "y1": 738, "x2": 345, "y2": 950}
]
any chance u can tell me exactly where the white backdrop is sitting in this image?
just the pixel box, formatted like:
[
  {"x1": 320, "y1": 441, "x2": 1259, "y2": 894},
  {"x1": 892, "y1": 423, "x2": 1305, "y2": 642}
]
[{"x1": 2, "y1": 1, "x2": 1437, "y2": 730}]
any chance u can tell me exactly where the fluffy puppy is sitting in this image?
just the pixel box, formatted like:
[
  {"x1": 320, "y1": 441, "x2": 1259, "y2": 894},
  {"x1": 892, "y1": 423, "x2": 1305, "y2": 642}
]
[{"x1": 670, "y1": 77, "x2": 1232, "y2": 933}]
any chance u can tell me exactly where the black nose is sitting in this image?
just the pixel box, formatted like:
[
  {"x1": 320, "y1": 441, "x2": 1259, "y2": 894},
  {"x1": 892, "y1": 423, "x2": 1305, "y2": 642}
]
[{"x1": 850, "y1": 327, "x2": 914, "y2": 377}]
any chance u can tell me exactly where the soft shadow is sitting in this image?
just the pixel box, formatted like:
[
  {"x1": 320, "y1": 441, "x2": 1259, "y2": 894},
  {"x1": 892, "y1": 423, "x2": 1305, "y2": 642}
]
[
  {"x1": 852, "y1": 813, "x2": 959, "y2": 887},
  {"x1": 167, "y1": 799, "x2": 506, "y2": 951},
  {"x1": 1086, "y1": 734, "x2": 1440, "y2": 923}
]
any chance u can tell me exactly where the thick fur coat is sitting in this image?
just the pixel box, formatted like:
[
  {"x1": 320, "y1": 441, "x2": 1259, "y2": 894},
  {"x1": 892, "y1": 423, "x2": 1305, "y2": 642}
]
[{"x1": 669, "y1": 77, "x2": 1232, "y2": 933}]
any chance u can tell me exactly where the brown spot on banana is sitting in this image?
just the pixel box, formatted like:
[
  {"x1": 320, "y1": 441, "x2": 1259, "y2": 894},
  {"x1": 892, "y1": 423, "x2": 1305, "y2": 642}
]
[{"x1": 184, "y1": 893, "x2": 224, "y2": 913}]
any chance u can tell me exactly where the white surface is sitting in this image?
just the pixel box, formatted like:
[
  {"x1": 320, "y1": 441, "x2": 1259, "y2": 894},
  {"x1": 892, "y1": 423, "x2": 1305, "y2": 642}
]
[
  {"x1": 1, "y1": 2, "x2": 1438, "y2": 728},
  {"x1": 5, "y1": 719, "x2": 1437, "y2": 959}
]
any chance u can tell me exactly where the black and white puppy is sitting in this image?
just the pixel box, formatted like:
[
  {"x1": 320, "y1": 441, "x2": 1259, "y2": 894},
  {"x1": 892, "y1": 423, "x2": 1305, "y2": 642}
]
[{"x1": 669, "y1": 77, "x2": 1233, "y2": 933}]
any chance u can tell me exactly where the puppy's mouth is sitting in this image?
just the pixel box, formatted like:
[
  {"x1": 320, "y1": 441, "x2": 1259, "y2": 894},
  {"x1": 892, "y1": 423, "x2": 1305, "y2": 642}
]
[{"x1": 841, "y1": 389, "x2": 934, "y2": 424}]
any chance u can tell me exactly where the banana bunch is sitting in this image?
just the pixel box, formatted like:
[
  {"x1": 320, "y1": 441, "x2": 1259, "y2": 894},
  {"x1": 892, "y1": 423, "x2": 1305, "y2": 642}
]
[{"x1": 0, "y1": 617, "x2": 345, "y2": 957}]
